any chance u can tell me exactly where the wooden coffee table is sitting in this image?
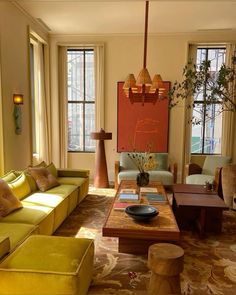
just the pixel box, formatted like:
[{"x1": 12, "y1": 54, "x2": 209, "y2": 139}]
[
  {"x1": 103, "y1": 180, "x2": 180, "y2": 254},
  {"x1": 173, "y1": 184, "x2": 228, "y2": 237}
]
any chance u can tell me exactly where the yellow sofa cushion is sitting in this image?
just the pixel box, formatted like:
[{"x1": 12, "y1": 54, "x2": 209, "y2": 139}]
[
  {"x1": 23, "y1": 193, "x2": 69, "y2": 231},
  {"x1": 0, "y1": 179, "x2": 22, "y2": 217},
  {"x1": 8, "y1": 173, "x2": 31, "y2": 200},
  {"x1": 46, "y1": 162, "x2": 58, "y2": 178},
  {"x1": 0, "y1": 223, "x2": 37, "y2": 251},
  {"x1": 57, "y1": 176, "x2": 87, "y2": 187},
  {"x1": 46, "y1": 183, "x2": 77, "y2": 197},
  {"x1": 23, "y1": 193, "x2": 65, "y2": 208},
  {"x1": 0, "y1": 235, "x2": 94, "y2": 295},
  {"x1": 0, "y1": 236, "x2": 10, "y2": 259},
  {"x1": 2, "y1": 203, "x2": 53, "y2": 226},
  {"x1": 0, "y1": 171, "x2": 17, "y2": 182}
]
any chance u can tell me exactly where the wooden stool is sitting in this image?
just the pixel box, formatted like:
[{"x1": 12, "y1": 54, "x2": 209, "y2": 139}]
[{"x1": 148, "y1": 243, "x2": 184, "y2": 295}]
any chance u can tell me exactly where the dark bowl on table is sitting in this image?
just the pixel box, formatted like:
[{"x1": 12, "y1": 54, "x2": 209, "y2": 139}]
[{"x1": 125, "y1": 205, "x2": 158, "y2": 221}]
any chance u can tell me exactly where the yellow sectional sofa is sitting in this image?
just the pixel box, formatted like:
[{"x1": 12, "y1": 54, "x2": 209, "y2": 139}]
[{"x1": 0, "y1": 164, "x2": 90, "y2": 256}]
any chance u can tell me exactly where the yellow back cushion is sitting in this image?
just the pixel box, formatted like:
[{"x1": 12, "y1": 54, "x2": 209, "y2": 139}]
[
  {"x1": 46, "y1": 163, "x2": 58, "y2": 178},
  {"x1": 0, "y1": 171, "x2": 17, "y2": 183},
  {"x1": 8, "y1": 173, "x2": 31, "y2": 200}
]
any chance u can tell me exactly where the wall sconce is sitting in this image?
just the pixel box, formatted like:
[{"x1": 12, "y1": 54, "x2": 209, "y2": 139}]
[{"x1": 13, "y1": 94, "x2": 23, "y2": 135}]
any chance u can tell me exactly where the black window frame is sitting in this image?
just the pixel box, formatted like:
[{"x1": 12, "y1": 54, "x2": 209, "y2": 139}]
[
  {"x1": 67, "y1": 48, "x2": 95, "y2": 153},
  {"x1": 191, "y1": 46, "x2": 226, "y2": 155}
]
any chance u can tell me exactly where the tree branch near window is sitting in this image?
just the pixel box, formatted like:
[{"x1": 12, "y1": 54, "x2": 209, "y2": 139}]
[{"x1": 168, "y1": 56, "x2": 236, "y2": 125}]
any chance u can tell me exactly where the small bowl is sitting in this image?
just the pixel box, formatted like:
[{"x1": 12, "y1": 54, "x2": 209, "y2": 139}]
[{"x1": 125, "y1": 205, "x2": 158, "y2": 221}]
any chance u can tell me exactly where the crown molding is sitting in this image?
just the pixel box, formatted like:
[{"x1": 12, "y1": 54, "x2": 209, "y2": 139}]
[{"x1": 11, "y1": 1, "x2": 50, "y2": 34}]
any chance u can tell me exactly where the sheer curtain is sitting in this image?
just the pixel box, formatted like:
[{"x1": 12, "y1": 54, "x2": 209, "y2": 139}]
[
  {"x1": 37, "y1": 42, "x2": 51, "y2": 164},
  {"x1": 58, "y1": 44, "x2": 104, "y2": 168},
  {"x1": 0, "y1": 58, "x2": 4, "y2": 175},
  {"x1": 94, "y1": 44, "x2": 105, "y2": 130},
  {"x1": 221, "y1": 44, "x2": 236, "y2": 158},
  {"x1": 182, "y1": 44, "x2": 197, "y2": 178},
  {"x1": 58, "y1": 46, "x2": 68, "y2": 168}
]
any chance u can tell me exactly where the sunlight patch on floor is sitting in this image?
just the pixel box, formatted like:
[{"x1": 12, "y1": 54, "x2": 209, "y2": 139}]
[
  {"x1": 75, "y1": 226, "x2": 99, "y2": 239},
  {"x1": 89, "y1": 186, "x2": 116, "y2": 197}
]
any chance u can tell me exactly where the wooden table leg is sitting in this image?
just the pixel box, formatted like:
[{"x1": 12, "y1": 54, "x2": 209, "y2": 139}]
[{"x1": 198, "y1": 208, "x2": 206, "y2": 238}]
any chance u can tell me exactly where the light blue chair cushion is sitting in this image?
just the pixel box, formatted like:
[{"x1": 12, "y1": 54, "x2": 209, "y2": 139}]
[
  {"x1": 186, "y1": 174, "x2": 215, "y2": 185},
  {"x1": 118, "y1": 170, "x2": 173, "y2": 186},
  {"x1": 120, "y1": 152, "x2": 168, "y2": 171},
  {"x1": 202, "y1": 155, "x2": 231, "y2": 175}
]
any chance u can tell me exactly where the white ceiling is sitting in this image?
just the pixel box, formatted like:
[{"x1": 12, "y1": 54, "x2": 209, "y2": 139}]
[{"x1": 14, "y1": 0, "x2": 236, "y2": 35}]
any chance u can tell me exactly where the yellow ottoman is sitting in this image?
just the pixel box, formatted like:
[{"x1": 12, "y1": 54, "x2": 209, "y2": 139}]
[{"x1": 0, "y1": 235, "x2": 94, "y2": 295}]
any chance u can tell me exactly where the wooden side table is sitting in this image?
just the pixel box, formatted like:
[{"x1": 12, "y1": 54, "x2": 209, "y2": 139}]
[
  {"x1": 91, "y1": 129, "x2": 112, "y2": 188},
  {"x1": 148, "y1": 243, "x2": 184, "y2": 295},
  {"x1": 173, "y1": 192, "x2": 228, "y2": 237}
]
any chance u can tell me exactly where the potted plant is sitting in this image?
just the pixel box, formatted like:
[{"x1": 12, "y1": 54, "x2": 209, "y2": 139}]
[{"x1": 168, "y1": 56, "x2": 236, "y2": 124}]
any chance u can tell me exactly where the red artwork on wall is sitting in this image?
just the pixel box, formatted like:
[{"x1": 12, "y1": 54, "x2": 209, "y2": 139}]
[{"x1": 117, "y1": 81, "x2": 170, "y2": 152}]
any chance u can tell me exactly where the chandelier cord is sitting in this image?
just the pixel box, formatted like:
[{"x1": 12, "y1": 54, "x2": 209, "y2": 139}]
[{"x1": 143, "y1": 1, "x2": 149, "y2": 69}]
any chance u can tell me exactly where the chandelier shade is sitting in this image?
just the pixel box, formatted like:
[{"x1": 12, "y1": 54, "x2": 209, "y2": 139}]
[
  {"x1": 123, "y1": 74, "x2": 136, "y2": 89},
  {"x1": 123, "y1": 1, "x2": 165, "y2": 104},
  {"x1": 136, "y1": 68, "x2": 152, "y2": 86}
]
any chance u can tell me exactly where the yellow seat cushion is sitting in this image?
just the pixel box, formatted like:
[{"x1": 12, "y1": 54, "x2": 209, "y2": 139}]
[
  {"x1": 46, "y1": 183, "x2": 77, "y2": 196},
  {"x1": 23, "y1": 192, "x2": 65, "y2": 207},
  {"x1": 23, "y1": 193, "x2": 69, "y2": 231},
  {"x1": 2, "y1": 204, "x2": 54, "y2": 235},
  {"x1": 0, "y1": 235, "x2": 94, "y2": 295},
  {"x1": 46, "y1": 184, "x2": 79, "y2": 214},
  {"x1": 0, "y1": 223, "x2": 37, "y2": 251}
]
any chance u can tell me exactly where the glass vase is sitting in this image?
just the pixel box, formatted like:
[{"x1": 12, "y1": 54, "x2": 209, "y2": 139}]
[{"x1": 136, "y1": 172, "x2": 149, "y2": 187}]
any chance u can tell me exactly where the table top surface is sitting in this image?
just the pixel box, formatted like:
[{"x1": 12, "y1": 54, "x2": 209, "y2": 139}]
[
  {"x1": 173, "y1": 184, "x2": 217, "y2": 195},
  {"x1": 102, "y1": 180, "x2": 180, "y2": 241},
  {"x1": 174, "y1": 192, "x2": 228, "y2": 209}
]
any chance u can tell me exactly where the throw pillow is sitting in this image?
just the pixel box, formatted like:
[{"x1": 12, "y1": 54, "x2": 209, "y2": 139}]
[
  {"x1": 46, "y1": 163, "x2": 58, "y2": 178},
  {"x1": 28, "y1": 167, "x2": 59, "y2": 192},
  {"x1": 0, "y1": 179, "x2": 22, "y2": 217},
  {"x1": 8, "y1": 173, "x2": 32, "y2": 200}
]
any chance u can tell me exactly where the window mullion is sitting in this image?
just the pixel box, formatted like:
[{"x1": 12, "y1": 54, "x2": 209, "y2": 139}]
[
  {"x1": 202, "y1": 48, "x2": 209, "y2": 154},
  {"x1": 83, "y1": 50, "x2": 86, "y2": 152}
]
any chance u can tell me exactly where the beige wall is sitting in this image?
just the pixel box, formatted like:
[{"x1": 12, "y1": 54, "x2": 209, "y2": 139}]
[
  {"x1": 0, "y1": 2, "x2": 49, "y2": 172},
  {"x1": 50, "y1": 32, "x2": 236, "y2": 183}
]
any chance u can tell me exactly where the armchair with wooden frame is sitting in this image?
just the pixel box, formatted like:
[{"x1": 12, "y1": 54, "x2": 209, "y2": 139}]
[
  {"x1": 114, "y1": 152, "x2": 177, "y2": 190},
  {"x1": 185, "y1": 155, "x2": 231, "y2": 197}
]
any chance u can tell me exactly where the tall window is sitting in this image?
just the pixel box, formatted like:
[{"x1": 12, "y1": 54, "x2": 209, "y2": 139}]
[
  {"x1": 191, "y1": 47, "x2": 226, "y2": 154},
  {"x1": 67, "y1": 49, "x2": 95, "y2": 152},
  {"x1": 30, "y1": 38, "x2": 41, "y2": 157}
]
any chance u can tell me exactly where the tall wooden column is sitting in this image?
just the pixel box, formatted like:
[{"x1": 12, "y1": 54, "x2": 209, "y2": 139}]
[{"x1": 91, "y1": 129, "x2": 112, "y2": 188}]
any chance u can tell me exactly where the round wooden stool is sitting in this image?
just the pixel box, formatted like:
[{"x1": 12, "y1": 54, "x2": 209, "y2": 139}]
[{"x1": 147, "y1": 243, "x2": 184, "y2": 295}]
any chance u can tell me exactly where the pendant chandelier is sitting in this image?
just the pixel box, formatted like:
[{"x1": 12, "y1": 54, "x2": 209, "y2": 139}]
[{"x1": 123, "y1": 1, "x2": 165, "y2": 105}]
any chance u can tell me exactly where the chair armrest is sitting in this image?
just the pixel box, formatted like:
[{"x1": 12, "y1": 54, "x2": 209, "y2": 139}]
[
  {"x1": 214, "y1": 167, "x2": 223, "y2": 199},
  {"x1": 169, "y1": 163, "x2": 177, "y2": 184},
  {"x1": 115, "y1": 161, "x2": 120, "y2": 190},
  {"x1": 57, "y1": 169, "x2": 90, "y2": 178},
  {"x1": 185, "y1": 163, "x2": 202, "y2": 176}
]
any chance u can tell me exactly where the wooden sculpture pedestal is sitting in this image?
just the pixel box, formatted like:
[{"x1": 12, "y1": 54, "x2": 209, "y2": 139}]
[
  {"x1": 148, "y1": 243, "x2": 184, "y2": 295},
  {"x1": 91, "y1": 129, "x2": 112, "y2": 188}
]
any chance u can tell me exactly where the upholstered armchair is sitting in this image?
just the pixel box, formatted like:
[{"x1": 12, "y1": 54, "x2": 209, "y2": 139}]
[
  {"x1": 185, "y1": 155, "x2": 231, "y2": 195},
  {"x1": 114, "y1": 152, "x2": 177, "y2": 190}
]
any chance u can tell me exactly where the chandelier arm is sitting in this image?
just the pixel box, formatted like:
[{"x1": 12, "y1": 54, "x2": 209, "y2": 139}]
[{"x1": 143, "y1": 1, "x2": 149, "y2": 69}]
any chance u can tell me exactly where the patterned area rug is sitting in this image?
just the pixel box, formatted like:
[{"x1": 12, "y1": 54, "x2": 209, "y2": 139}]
[{"x1": 54, "y1": 188, "x2": 236, "y2": 295}]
